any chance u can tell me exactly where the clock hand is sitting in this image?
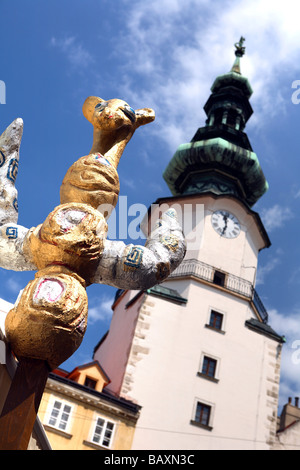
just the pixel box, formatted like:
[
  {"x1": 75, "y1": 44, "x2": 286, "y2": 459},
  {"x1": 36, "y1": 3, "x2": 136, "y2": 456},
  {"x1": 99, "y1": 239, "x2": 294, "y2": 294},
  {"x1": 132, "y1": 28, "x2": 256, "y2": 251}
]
[{"x1": 221, "y1": 215, "x2": 228, "y2": 235}]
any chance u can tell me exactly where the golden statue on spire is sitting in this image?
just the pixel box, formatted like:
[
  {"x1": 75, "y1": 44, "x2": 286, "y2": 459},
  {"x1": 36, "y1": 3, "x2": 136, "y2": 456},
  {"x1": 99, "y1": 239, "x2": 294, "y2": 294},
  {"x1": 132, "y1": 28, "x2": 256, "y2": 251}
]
[
  {"x1": 234, "y1": 36, "x2": 246, "y2": 57},
  {"x1": 231, "y1": 37, "x2": 246, "y2": 74}
]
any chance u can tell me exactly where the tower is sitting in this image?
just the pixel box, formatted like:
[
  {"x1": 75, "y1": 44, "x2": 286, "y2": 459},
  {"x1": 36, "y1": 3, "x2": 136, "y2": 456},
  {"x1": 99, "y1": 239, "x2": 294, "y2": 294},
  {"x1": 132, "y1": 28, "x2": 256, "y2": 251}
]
[{"x1": 93, "y1": 39, "x2": 284, "y2": 450}]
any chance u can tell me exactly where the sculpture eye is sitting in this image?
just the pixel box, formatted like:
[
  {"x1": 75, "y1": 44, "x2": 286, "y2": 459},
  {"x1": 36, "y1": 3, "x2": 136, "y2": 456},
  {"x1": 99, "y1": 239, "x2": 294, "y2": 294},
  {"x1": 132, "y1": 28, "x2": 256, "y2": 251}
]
[
  {"x1": 122, "y1": 105, "x2": 136, "y2": 123},
  {"x1": 95, "y1": 101, "x2": 108, "y2": 111}
]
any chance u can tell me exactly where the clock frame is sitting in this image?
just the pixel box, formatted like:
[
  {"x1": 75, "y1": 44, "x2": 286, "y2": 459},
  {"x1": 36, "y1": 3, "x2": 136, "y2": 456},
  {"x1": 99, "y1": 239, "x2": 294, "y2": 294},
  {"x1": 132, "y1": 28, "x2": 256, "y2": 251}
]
[{"x1": 211, "y1": 210, "x2": 241, "y2": 239}]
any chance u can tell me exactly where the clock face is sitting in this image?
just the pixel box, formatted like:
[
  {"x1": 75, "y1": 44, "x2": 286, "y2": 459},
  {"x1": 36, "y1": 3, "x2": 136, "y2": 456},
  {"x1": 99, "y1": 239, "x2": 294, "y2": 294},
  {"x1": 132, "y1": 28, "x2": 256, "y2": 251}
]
[{"x1": 211, "y1": 210, "x2": 240, "y2": 239}]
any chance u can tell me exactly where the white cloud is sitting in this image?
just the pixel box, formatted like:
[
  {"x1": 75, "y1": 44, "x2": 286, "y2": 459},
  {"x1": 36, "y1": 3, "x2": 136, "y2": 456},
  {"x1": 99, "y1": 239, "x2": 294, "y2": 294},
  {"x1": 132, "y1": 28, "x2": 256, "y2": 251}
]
[
  {"x1": 118, "y1": 0, "x2": 300, "y2": 151},
  {"x1": 268, "y1": 308, "x2": 300, "y2": 409},
  {"x1": 256, "y1": 256, "x2": 281, "y2": 285},
  {"x1": 289, "y1": 267, "x2": 300, "y2": 285},
  {"x1": 88, "y1": 295, "x2": 114, "y2": 324},
  {"x1": 123, "y1": 179, "x2": 136, "y2": 190},
  {"x1": 268, "y1": 308, "x2": 298, "y2": 341},
  {"x1": 5, "y1": 276, "x2": 23, "y2": 294},
  {"x1": 50, "y1": 36, "x2": 94, "y2": 68},
  {"x1": 260, "y1": 204, "x2": 293, "y2": 232}
]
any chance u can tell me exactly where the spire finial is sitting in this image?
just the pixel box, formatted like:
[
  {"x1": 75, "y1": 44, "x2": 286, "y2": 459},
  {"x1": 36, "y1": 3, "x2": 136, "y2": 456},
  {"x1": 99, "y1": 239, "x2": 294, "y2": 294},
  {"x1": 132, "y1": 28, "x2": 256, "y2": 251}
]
[
  {"x1": 234, "y1": 37, "x2": 246, "y2": 58},
  {"x1": 231, "y1": 37, "x2": 246, "y2": 74}
]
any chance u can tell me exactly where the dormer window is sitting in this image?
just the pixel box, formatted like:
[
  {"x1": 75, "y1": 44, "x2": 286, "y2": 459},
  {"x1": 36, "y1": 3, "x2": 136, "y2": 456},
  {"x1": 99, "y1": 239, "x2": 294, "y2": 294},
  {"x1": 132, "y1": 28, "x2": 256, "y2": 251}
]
[{"x1": 84, "y1": 376, "x2": 98, "y2": 390}]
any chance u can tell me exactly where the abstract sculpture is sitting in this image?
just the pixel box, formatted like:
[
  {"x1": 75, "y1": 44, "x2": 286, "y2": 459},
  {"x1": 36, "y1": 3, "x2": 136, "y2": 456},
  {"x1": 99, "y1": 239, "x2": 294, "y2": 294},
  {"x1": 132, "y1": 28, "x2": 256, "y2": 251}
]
[{"x1": 0, "y1": 97, "x2": 186, "y2": 371}]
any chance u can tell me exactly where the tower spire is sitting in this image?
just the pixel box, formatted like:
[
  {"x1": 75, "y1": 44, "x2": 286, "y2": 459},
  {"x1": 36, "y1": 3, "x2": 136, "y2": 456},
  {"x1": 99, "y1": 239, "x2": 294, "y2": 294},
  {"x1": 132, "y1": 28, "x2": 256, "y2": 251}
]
[
  {"x1": 231, "y1": 36, "x2": 246, "y2": 74},
  {"x1": 163, "y1": 39, "x2": 269, "y2": 208}
]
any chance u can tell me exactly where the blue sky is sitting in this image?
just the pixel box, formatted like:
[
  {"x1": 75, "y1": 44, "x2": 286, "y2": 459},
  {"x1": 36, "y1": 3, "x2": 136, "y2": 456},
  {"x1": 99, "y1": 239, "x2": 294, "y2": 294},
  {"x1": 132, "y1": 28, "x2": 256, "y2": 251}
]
[{"x1": 1, "y1": 0, "x2": 300, "y2": 410}]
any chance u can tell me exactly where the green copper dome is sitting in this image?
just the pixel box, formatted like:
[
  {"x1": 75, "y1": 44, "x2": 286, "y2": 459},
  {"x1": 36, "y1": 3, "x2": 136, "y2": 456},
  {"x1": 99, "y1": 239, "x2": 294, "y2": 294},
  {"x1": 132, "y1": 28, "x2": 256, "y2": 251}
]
[
  {"x1": 163, "y1": 38, "x2": 268, "y2": 207},
  {"x1": 163, "y1": 138, "x2": 268, "y2": 207}
]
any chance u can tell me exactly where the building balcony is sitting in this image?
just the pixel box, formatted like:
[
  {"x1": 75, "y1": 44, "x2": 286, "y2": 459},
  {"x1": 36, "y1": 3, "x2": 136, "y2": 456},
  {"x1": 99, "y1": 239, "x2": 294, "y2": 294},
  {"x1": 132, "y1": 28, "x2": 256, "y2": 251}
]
[{"x1": 168, "y1": 258, "x2": 268, "y2": 324}]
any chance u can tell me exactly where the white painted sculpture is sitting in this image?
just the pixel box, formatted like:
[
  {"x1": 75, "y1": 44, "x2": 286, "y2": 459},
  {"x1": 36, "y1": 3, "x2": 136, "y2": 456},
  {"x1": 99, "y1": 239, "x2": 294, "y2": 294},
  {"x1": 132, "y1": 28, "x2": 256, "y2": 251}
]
[{"x1": 0, "y1": 118, "x2": 35, "y2": 271}]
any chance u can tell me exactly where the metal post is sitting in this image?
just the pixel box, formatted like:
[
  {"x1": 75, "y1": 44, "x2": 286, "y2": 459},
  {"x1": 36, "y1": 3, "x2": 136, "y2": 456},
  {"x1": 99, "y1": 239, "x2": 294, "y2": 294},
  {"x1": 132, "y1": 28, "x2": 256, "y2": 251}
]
[{"x1": 0, "y1": 356, "x2": 49, "y2": 450}]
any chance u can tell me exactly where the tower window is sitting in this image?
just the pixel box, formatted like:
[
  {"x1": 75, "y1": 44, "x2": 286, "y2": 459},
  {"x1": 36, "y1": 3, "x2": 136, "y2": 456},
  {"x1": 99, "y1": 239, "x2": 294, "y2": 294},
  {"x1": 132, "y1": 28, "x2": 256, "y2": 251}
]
[
  {"x1": 198, "y1": 354, "x2": 219, "y2": 383},
  {"x1": 208, "y1": 310, "x2": 224, "y2": 331},
  {"x1": 226, "y1": 110, "x2": 237, "y2": 128},
  {"x1": 195, "y1": 402, "x2": 211, "y2": 426},
  {"x1": 213, "y1": 270, "x2": 226, "y2": 287},
  {"x1": 190, "y1": 401, "x2": 213, "y2": 431},
  {"x1": 201, "y1": 356, "x2": 217, "y2": 378},
  {"x1": 214, "y1": 108, "x2": 224, "y2": 126}
]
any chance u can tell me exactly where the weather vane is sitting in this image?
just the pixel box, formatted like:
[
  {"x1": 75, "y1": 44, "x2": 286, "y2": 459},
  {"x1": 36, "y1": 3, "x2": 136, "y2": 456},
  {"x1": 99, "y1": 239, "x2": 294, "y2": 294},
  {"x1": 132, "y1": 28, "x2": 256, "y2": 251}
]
[
  {"x1": 0, "y1": 97, "x2": 186, "y2": 449},
  {"x1": 234, "y1": 36, "x2": 246, "y2": 57}
]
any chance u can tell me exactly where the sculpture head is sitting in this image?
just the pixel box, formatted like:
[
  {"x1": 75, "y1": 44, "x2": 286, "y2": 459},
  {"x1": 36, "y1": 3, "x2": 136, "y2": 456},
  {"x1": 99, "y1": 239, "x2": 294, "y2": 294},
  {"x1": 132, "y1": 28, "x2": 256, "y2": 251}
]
[
  {"x1": 60, "y1": 97, "x2": 155, "y2": 214},
  {"x1": 82, "y1": 96, "x2": 155, "y2": 134}
]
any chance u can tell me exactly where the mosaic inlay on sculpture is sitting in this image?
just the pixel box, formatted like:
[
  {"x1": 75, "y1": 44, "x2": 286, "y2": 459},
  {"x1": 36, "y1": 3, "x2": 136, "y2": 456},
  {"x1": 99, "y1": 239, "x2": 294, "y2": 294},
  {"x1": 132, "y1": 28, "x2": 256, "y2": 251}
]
[{"x1": 0, "y1": 97, "x2": 186, "y2": 370}]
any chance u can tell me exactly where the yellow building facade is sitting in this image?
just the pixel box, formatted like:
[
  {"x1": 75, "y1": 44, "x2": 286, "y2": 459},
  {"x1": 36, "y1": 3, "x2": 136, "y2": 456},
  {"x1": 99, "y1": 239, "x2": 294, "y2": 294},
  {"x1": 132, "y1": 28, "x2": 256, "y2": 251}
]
[{"x1": 38, "y1": 361, "x2": 140, "y2": 450}]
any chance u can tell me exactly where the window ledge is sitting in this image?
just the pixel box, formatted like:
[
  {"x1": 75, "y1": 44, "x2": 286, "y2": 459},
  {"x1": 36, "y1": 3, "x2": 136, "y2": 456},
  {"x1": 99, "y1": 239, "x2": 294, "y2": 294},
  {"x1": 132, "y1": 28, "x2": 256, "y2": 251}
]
[
  {"x1": 197, "y1": 372, "x2": 219, "y2": 383},
  {"x1": 44, "y1": 424, "x2": 72, "y2": 440},
  {"x1": 205, "y1": 324, "x2": 225, "y2": 334},
  {"x1": 190, "y1": 420, "x2": 213, "y2": 432},
  {"x1": 82, "y1": 439, "x2": 111, "y2": 450}
]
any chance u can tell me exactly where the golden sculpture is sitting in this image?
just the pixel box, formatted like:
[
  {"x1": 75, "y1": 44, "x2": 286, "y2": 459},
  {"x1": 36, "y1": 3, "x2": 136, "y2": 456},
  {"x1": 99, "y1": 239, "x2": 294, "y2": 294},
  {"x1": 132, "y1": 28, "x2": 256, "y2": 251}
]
[
  {"x1": 23, "y1": 203, "x2": 107, "y2": 280},
  {"x1": 5, "y1": 266, "x2": 88, "y2": 370},
  {"x1": 60, "y1": 98, "x2": 155, "y2": 215},
  {"x1": 3, "y1": 97, "x2": 185, "y2": 370}
]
